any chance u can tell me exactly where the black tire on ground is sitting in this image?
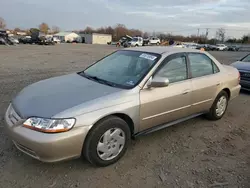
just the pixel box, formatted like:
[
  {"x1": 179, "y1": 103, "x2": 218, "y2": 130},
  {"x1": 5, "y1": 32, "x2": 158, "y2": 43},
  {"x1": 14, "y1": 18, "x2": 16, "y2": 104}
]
[
  {"x1": 157, "y1": 42, "x2": 160, "y2": 45},
  {"x1": 135, "y1": 44, "x2": 139, "y2": 47},
  {"x1": 206, "y1": 90, "x2": 229, "y2": 121},
  {"x1": 83, "y1": 116, "x2": 131, "y2": 167}
]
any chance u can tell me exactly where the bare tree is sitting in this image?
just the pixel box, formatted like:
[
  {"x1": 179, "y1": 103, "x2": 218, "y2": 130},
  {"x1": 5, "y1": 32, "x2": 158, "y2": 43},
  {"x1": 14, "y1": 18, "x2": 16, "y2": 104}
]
[
  {"x1": 13, "y1": 27, "x2": 21, "y2": 34},
  {"x1": 39, "y1": 22, "x2": 49, "y2": 34},
  {"x1": 84, "y1": 26, "x2": 94, "y2": 34},
  {"x1": 216, "y1": 28, "x2": 226, "y2": 42},
  {"x1": 0, "y1": 17, "x2": 6, "y2": 29},
  {"x1": 143, "y1": 32, "x2": 149, "y2": 39},
  {"x1": 51, "y1": 26, "x2": 60, "y2": 34}
]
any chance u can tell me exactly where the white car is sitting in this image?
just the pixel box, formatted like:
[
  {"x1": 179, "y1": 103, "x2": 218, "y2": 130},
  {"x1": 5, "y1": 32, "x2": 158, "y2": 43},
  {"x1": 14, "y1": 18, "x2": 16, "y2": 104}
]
[
  {"x1": 128, "y1": 37, "x2": 143, "y2": 47},
  {"x1": 216, "y1": 44, "x2": 228, "y2": 51},
  {"x1": 173, "y1": 44, "x2": 186, "y2": 48},
  {"x1": 53, "y1": 37, "x2": 61, "y2": 44},
  {"x1": 9, "y1": 37, "x2": 19, "y2": 44},
  {"x1": 149, "y1": 37, "x2": 160, "y2": 45}
]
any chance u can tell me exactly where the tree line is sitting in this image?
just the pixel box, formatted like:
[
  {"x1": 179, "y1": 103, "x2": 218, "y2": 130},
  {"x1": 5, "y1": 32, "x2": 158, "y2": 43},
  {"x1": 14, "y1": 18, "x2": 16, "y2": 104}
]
[{"x1": 1, "y1": 16, "x2": 250, "y2": 44}]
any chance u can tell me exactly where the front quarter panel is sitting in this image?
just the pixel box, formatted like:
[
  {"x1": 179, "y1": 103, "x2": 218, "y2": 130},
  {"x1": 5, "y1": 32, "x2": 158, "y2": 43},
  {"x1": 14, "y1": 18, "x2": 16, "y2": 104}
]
[
  {"x1": 74, "y1": 100, "x2": 140, "y2": 133},
  {"x1": 53, "y1": 88, "x2": 141, "y2": 134}
]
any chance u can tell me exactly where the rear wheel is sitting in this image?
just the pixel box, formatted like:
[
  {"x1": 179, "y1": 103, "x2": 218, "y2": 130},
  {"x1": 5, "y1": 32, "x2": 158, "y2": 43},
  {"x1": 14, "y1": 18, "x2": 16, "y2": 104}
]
[
  {"x1": 83, "y1": 116, "x2": 131, "y2": 166},
  {"x1": 206, "y1": 91, "x2": 228, "y2": 120}
]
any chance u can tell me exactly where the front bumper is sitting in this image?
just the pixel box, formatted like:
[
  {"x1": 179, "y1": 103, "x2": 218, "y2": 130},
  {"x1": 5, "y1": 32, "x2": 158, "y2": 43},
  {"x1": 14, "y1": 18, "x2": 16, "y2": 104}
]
[
  {"x1": 240, "y1": 80, "x2": 250, "y2": 91},
  {"x1": 4, "y1": 105, "x2": 91, "y2": 163}
]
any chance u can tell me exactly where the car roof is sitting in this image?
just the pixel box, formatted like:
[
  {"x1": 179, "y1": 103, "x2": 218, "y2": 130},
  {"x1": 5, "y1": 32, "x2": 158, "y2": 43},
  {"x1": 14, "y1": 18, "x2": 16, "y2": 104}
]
[{"x1": 122, "y1": 46, "x2": 203, "y2": 54}]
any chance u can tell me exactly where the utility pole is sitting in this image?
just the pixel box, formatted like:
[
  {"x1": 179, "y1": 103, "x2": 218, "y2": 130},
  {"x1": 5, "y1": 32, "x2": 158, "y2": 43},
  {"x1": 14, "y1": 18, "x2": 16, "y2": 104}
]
[
  {"x1": 205, "y1": 28, "x2": 209, "y2": 43},
  {"x1": 197, "y1": 28, "x2": 200, "y2": 43},
  {"x1": 206, "y1": 28, "x2": 209, "y2": 38}
]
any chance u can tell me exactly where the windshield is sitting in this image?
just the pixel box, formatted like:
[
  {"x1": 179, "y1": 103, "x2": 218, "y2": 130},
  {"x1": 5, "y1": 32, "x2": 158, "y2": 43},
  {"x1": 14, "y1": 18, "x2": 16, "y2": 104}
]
[
  {"x1": 242, "y1": 55, "x2": 250, "y2": 62},
  {"x1": 132, "y1": 38, "x2": 138, "y2": 42},
  {"x1": 80, "y1": 50, "x2": 161, "y2": 89}
]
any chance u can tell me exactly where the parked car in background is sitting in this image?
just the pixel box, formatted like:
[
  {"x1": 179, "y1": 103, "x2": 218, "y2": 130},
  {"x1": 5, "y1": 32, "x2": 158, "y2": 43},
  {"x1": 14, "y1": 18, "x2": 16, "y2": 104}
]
[
  {"x1": 196, "y1": 44, "x2": 216, "y2": 51},
  {"x1": 228, "y1": 45, "x2": 240, "y2": 51},
  {"x1": 9, "y1": 37, "x2": 19, "y2": 44},
  {"x1": 38, "y1": 36, "x2": 55, "y2": 45},
  {"x1": 19, "y1": 36, "x2": 33, "y2": 44},
  {"x1": 53, "y1": 37, "x2": 61, "y2": 44},
  {"x1": 216, "y1": 44, "x2": 228, "y2": 51},
  {"x1": 116, "y1": 35, "x2": 133, "y2": 47},
  {"x1": 185, "y1": 44, "x2": 198, "y2": 49},
  {"x1": 231, "y1": 53, "x2": 250, "y2": 91},
  {"x1": 149, "y1": 37, "x2": 160, "y2": 45},
  {"x1": 128, "y1": 37, "x2": 143, "y2": 47},
  {"x1": 173, "y1": 43, "x2": 186, "y2": 48},
  {"x1": 5, "y1": 47, "x2": 240, "y2": 167},
  {"x1": 0, "y1": 37, "x2": 6, "y2": 45},
  {"x1": 0, "y1": 33, "x2": 15, "y2": 45},
  {"x1": 208, "y1": 45, "x2": 219, "y2": 51}
]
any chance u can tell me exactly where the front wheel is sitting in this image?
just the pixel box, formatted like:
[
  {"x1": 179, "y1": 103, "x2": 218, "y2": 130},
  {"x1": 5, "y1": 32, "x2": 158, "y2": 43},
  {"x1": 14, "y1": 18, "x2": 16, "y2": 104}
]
[
  {"x1": 83, "y1": 116, "x2": 131, "y2": 166},
  {"x1": 206, "y1": 91, "x2": 228, "y2": 120}
]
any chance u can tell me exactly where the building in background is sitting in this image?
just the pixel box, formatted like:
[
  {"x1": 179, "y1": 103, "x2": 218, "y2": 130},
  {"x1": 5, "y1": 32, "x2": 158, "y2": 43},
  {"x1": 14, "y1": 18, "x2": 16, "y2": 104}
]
[
  {"x1": 54, "y1": 32, "x2": 80, "y2": 42},
  {"x1": 79, "y1": 33, "x2": 112, "y2": 44}
]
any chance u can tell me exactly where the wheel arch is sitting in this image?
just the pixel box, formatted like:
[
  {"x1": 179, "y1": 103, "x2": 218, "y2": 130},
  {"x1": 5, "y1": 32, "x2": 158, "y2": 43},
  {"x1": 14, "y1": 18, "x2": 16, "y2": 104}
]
[
  {"x1": 222, "y1": 88, "x2": 231, "y2": 100},
  {"x1": 89, "y1": 113, "x2": 135, "y2": 137}
]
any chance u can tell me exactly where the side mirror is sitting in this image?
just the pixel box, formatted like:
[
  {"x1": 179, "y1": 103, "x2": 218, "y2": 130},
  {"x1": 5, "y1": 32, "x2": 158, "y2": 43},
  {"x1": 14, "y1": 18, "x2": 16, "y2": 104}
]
[{"x1": 147, "y1": 77, "x2": 169, "y2": 88}]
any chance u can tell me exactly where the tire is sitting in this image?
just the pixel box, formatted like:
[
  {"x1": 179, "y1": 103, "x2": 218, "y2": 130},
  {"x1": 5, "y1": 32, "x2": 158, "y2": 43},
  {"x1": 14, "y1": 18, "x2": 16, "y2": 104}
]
[
  {"x1": 83, "y1": 116, "x2": 131, "y2": 167},
  {"x1": 135, "y1": 44, "x2": 139, "y2": 47},
  {"x1": 157, "y1": 42, "x2": 160, "y2": 45},
  {"x1": 206, "y1": 91, "x2": 229, "y2": 120}
]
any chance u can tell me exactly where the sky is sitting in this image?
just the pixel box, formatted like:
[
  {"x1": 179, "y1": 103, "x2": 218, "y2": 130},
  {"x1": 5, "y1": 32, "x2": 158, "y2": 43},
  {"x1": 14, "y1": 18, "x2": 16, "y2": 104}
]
[{"x1": 1, "y1": 0, "x2": 250, "y2": 38}]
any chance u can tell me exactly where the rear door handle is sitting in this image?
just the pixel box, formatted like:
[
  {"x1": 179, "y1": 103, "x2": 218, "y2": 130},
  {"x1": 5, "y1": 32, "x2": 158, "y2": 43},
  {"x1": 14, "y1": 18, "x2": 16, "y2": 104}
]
[
  {"x1": 216, "y1": 83, "x2": 221, "y2": 86},
  {"x1": 182, "y1": 90, "x2": 190, "y2": 95}
]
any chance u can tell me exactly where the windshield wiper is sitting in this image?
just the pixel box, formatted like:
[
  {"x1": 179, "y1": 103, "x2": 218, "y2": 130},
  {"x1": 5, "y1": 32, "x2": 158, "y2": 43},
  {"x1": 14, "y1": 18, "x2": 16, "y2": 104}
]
[{"x1": 79, "y1": 72, "x2": 118, "y2": 87}]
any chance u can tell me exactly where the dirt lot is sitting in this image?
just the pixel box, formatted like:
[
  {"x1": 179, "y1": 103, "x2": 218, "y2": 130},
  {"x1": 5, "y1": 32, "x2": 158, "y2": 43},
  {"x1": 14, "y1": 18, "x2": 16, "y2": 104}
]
[{"x1": 0, "y1": 44, "x2": 249, "y2": 188}]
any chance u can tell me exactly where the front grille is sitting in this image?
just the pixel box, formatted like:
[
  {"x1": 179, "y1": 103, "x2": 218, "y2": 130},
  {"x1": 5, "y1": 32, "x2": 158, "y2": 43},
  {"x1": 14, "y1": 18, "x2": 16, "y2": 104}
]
[
  {"x1": 239, "y1": 71, "x2": 250, "y2": 81},
  {"x1": 7, "y1": 105, "x2": 23, "y2": 126}
]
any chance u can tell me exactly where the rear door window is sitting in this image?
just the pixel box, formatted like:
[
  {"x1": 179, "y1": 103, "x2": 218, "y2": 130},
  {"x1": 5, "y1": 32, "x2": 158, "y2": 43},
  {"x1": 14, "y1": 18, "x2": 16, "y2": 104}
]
[{"x1": 188, "y1": 53, "x2": 219, "y2": 78}]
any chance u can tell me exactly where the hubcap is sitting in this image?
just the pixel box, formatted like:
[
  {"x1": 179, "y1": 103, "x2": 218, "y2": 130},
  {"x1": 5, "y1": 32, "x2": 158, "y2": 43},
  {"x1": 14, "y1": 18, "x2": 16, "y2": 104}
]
[
  {"x1": 215, "y1": 96, "x2": 227, "y2": 117},
  {"x1": 97, "y1": 128, "x2": 125, "y2": 161}
]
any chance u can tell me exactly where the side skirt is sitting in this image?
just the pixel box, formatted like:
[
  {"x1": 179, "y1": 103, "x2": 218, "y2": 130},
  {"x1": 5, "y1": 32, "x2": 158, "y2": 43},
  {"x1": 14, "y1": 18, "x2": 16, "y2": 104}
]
[{"x1": 134, "y1": 112, "x2": 205, "y2": 137}]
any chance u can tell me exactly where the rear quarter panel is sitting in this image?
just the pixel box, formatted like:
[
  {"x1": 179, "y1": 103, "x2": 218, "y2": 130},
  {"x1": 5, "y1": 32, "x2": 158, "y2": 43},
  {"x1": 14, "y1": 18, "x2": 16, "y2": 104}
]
[
  {"x1": 220, "y1": 65, "x2": 241, "y2": 100},
  {"x1": 204, "y1": 52, "x2": 240, "y2": 100}
]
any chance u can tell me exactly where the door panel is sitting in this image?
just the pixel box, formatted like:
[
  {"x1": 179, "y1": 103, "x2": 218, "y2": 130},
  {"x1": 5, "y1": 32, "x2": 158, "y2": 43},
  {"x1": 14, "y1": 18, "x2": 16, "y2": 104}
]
[
  {"x1": 191, "y1": 75, "x2": 220, "y2": 113},
  {"x1": 139, "y1": 53, "x2": 192, "y2": 131},
  {"x1": 140, "y1": 81, "x2": 192, "y2": 131},
  {"x1": 188, "y1": 53, "x2": 221, "y2": 113}
]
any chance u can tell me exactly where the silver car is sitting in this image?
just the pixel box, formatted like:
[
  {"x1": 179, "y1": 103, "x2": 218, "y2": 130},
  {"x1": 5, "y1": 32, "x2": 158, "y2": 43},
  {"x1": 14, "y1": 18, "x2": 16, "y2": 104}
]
[{"x1": 5, "y1": 47, "x2": 241, "y2": 166}]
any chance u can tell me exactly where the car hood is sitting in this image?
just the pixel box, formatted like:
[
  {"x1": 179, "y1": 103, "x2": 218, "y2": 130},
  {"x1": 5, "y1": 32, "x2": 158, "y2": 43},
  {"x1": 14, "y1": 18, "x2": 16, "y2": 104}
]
[
  {"x1": 231, "y1": 61, "x2": 250, "y2": 71},
  {"x1": 12, "y1": 73, "x2": 122, "y2": 118}
]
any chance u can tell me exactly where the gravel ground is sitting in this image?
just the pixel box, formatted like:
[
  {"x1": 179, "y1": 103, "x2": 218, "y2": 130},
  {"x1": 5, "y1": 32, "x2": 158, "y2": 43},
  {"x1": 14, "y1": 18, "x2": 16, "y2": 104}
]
[{"x1": 0, "y1": 44, "x2": 249, "y2": 188}]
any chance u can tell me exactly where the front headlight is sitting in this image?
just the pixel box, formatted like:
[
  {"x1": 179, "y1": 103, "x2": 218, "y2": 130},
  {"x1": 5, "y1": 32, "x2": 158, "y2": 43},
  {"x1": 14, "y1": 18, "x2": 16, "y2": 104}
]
[{"x1": 23, "y1": 117, "x2": 76, "y2": 133}]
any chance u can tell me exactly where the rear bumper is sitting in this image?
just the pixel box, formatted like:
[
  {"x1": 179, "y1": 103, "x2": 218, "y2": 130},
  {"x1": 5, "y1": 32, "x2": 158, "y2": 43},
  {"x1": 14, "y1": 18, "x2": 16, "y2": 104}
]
[{"x1": 230, "y1": 85, "x2": 241, "y2": 100}]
